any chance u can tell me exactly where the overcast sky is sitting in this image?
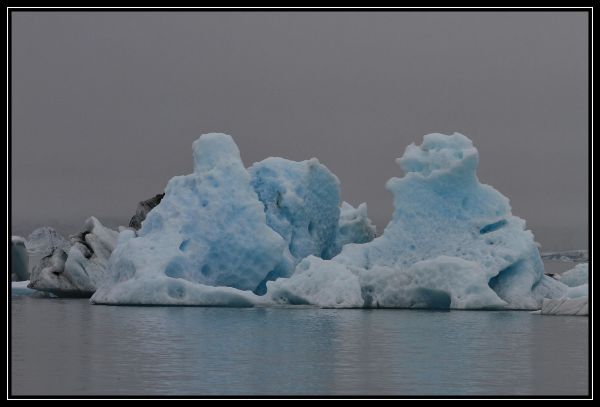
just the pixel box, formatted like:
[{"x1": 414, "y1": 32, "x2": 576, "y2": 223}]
[{"x1": 11, "y1": 11, "x2": 588, "y2": 250}]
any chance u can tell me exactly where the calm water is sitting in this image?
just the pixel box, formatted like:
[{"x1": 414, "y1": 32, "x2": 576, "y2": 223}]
[{"x1": 11, "y1": 297, "x2": 588, "y2": 396}]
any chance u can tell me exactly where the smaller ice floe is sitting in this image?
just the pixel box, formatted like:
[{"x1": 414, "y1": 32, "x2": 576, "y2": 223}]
[
  {"x1": 541, "y1": 250, "x2": 588, "y2": 263},
  {"x1": 11, "y1": 236, "x2": 29, "y2": 281},
  {"x1": 11, "y1": 281, "x2": 54, "y2": 297},
  {"x1": 12, "y1": 281, "x2": 36, "y2": 296},
  {"x1": 540, "y1": 297, "x2": 588, "y2": 316},
  {"x1": 28, "y1": 217, "x2": 118, "y2": 297},
  {"x1": 537, "y1": 263, "x2": 589, "y2": 316}
]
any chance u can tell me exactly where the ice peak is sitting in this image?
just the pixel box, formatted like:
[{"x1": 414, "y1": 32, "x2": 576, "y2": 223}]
[
  {"x1": 192, "y1": 133, "x2": 242, "y2": 173},
  {"x1": 397, "y1": 132, "x2": 478, "y2": 177}
]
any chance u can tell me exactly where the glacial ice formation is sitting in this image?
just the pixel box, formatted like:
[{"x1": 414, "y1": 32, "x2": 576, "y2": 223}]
[
  {"x1": 91, "y1": 132, "x2": 570, "y2": 309},
  {"x1": 92, "y1": 134, "x2": 287, "y2": 304},
  {"x1": 28, "y1": 218, "x2": 118, "y2": 297},
  {"x1": 267, "y1": 133, "x2": 567, "y2": 309},
  {"x1": 92, "y1": 133, "x2": 376, "y2": 305},
  {"x1": 11, "y1": 236, "x2": 29, "y2": 281}
]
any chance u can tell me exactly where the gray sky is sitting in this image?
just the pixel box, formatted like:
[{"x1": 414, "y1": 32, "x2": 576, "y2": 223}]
[{"x1": 11, "y1": 11, "x2": 588, "y2": 250}]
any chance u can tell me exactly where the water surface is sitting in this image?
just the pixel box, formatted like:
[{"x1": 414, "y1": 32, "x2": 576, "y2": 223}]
[{"x1": 11, "y1": 297, "x2": 588, "y2": 396}]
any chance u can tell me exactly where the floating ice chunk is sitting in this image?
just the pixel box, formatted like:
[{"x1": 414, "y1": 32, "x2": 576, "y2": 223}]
[
  {"x1": 11, "y1": 281, "x2": 37, "y2": 297},
  {"x1": 555, "y1": 263, "x2": 588, "y2": 287},
  {"x1": 537, "y1": 266, "x2": 588, "y2": 316},
  {"x1": 11, "y1": 236, "x2": 29, "y2": 281},
  {"x1": 28, "y1": 217, "x2": 118, "y2": 297},
  {"x1": 540, "y1": 296, "x2": 588, "y2": 316},
  {"x1": 541, "y1": 250, "x2": 588, "y2": 263},
  {"x1": 268, "y1": 133, "x2": 563, "y2": 309},
  {"x1": 92, "y1": 133, "x2": 286, "y2": 304}
]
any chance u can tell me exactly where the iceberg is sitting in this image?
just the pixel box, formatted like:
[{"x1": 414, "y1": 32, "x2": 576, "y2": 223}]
[
  {"x1": 538, "y1": 263, "x2": 588, "y2": 316},
  {"x1": 268, "y1": 133, "x2": 567, "y2": 309},
  {"x1": 92, "y1": 133, "x2": 287, "y2": 304},
  {"x1": 93, "y1": 133, "x2": 376, "y2": 305},
  {"x1": 11, "y1": 236, "x2": 29, "y2": 281},
  {"x1": 28, "y1": 218, "x2": 118, "y2": 297},
  {"x1": 91, "y1": 132, "x2": 569, "y2": 309}
]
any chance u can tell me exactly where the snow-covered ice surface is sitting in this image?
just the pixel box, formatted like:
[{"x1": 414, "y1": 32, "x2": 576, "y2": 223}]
[
  {"x1": 92, "y1": 132, "x2": 570, "y2": 309},
  {"x1": 267, "y1": 133, "x2": 567, "y2": 309},
  {"x1": 28, "y1": 218, "x2": 118, "y2": 297}
]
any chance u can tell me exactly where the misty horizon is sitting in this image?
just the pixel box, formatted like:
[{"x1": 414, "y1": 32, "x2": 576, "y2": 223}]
[{"x1": 10, "y1": 12, "x2": 588, "y2": 251}]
